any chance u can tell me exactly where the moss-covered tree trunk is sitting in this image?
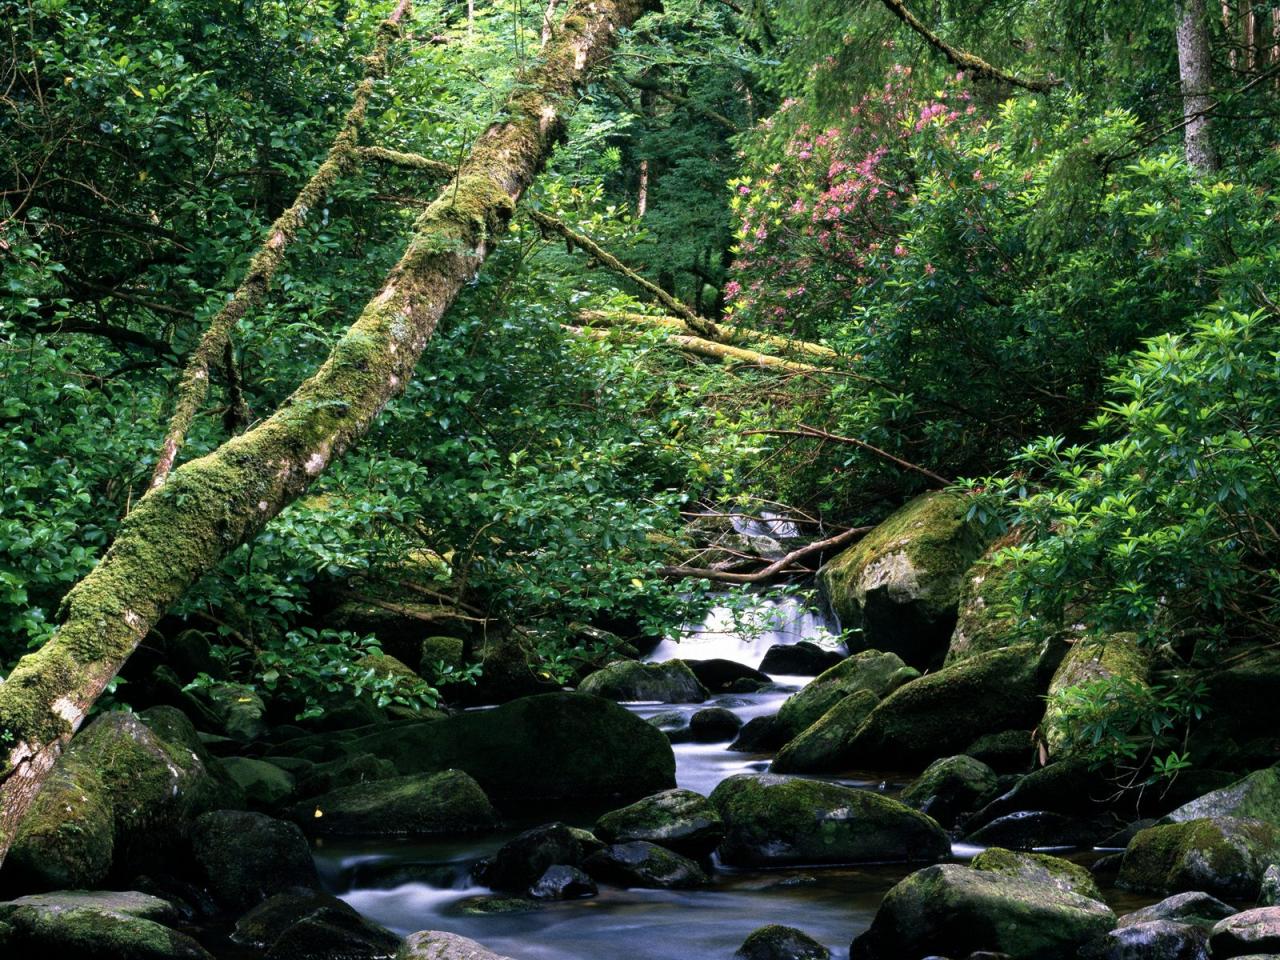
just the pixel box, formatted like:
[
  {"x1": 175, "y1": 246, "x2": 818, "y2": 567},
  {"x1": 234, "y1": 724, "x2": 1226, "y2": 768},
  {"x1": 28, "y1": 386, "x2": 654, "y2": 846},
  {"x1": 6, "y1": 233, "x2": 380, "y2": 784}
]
[{"x1": 0, "y1": 0, "x2": 650, "y2": 863}]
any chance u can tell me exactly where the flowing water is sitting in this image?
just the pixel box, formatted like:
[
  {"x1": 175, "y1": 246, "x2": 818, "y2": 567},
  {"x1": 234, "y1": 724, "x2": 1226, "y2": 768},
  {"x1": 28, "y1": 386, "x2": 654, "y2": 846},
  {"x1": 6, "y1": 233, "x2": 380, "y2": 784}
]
[{"x1": 315, "y1": 593, "x2": 1146, "y2": 958}]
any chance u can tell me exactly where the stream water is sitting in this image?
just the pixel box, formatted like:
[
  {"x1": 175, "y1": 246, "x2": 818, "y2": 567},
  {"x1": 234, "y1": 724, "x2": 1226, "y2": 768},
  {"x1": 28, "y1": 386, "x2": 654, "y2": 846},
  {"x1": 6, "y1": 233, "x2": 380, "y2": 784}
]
[{"x1": 314, "y1": 594, "x2": 1148, "y2": 958}]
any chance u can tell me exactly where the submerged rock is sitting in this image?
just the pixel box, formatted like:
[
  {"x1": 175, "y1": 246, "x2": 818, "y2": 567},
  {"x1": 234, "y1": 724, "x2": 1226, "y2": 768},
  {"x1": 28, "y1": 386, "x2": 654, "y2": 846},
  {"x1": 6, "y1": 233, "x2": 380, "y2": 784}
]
[
  {"x1": 582, "y1": 841, "x2": 707, "y2": 889},
  {"x1": 577, "y1": 659, "x2": 708, "y2": 703},
  {"x1": 758, "y1": 642, "x2": 845, "y2": 676},
  {"x1": 710, "y1": 773, "x2": 949, "y2": 867},
  {"x1": 0, "y1": 889, "x2": 209, "y2": 959},
  {"x1": 775, "y1": 650, "x2": 911, "y2": 738},
  {"x1": 595, "y1": 788, "x2": 724, "y2": 858},
  {"x1": 290, "y1": 769, "x2": 498, "y2": 838},
  {"x1": 734, "y1": 924, "x2": 831, "y2": 960},
  {"x1": 449, "y1": 896, "x2": 541, "y2": 916},
  {"x1": 1119, "y1": 817, "x2": 1280, "y2": 899},
  {"x1": 399, "y1": 931, "x2": 516, "y2": 960},
  {"x1": 770, "y1": 689, "x2": 879, "y2": 773},
  {"x1": 971, "y1": 847, "x2": 1102, "y2": 900},
  {"x1": 849, "y1": 862, "x2": 1115, "y2": 960},
  {"x1": 819, "y1": 491, "x2": 990, "y2": 670},
  {"x1": 190, "y1": 810, "x2": 319, "y2": 911},
  {"x1": 1210, "y1": 907, "x2": 1280, "y2": 957},
  {"x1": 900, "y1": 755, "x2": 999, "y2": 827}
]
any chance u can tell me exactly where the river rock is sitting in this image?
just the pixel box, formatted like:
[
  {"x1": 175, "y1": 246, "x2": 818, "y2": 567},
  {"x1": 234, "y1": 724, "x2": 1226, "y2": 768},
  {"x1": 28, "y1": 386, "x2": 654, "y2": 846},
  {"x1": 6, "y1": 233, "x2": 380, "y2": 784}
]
[
  {"x1": 1166, "y1": 766, "x2": 1280, "y2": 827},
  {"x1": 191, "y1": 681, "x2": 268, "y2": 740},
  {"x1": 969, "y1": 758, "x2": 1113, "y2": 824},
  {"x1": 901, "y1": 755, "x2": 999, "y2": 826},
  {"x1": 398, "y1": 931, "x2": 516, "y2": 959},
  {"x1": 971, "y1": 847, "x2": 1102, "y2": 900},
  {"x1": 582, "y1": 841, "x2": 707, "y2": 889},
  {"x1": 1186, "y1": 648, "x2": 1280, "y2": 773},
  {"x1": 819, "y1": 491, "x2": 990, "y2": 670},
  {"x1": 759, "y1": 642, "x2": 845, "y2": 676},
  {"x1": 232, "y1": 890, "x2": 400, "y2": 957},
  {"x1": 689, "y1": 706, "x2": 742, "y2": 741},
  {"x1": 843, "y1": 642, "x2": 1059, "y2": 769},
  {"x1": 328, "y1": 693, "x2": 676, "y2": 804},
  {"x1": 290, "y1": 769, "x2": 497, "y2": 837},
  {"x1": 1211, "y1": 908, "x2": 1280, "y2": 957},
  {"x1": 595, "y1": 788, "x2": 724, "y2": 857},
  {"x1": 1263, "y1": 864, "x2": 1280, "y2": 905},
  {"x1": 965, "y1": 729, "x2": 1034, "y2": 773},
  {"x1": 529, "y1": 865, "x2": 597, "y2": 900},
  {"x1": 645, "y1": 710, "x2": 692, "y2": 743},
  {"x1": 964, "y1": 810, "x2": 1102, "y2": 850},
  {"x1": 849, "y1": 862, "x2": 1115, "y2": 960},
  {"x1": 578, "y1": 659, "x2": 708, "y2": 703},
  {"x1": 710, "y1": 773, "x2": 949, "y2": 867},
  {"x1": 1043, "y1": 635, "x2": 1151, "y2": 759},
  {"x1": 295, "y1": 753, "x2": 399, "y2": 799},
  {"x1": 770, "y1": 689, "x2": 879, "y2": 773},
  {"x1": 682, "y1": 658, "x2": 770, "y2": 692},
  {"x1": 220, "y1": 756, "x2": 297, "y2": 809},
  {"x1": 482, "y1": 823, "x2": 587, "y2": 892},
  {"x1": 776, "y1": 650, "x2": 913, "y2": 738},
  {"x1": 190, "y1": 810, "x2": 319, "y2": 910},
  {"x1": 1081, "y1": 920, "x2": 1209, "y2": 960},
  {"x1": 944, "y1": 531, "x2": 1022, "y2": 665},
  {"x1": 0, "y1": 889, "x2": 209, "y2": 959},
  {"x1": 1119, "y1": 891, "x2": 1238, "y2": 930},
  {"x1": 734, "y1": 924, "x2": 831, "y2": 960},
  {"x1": 1119, "y1": 817, "x2": 1280, "y2": 899},
  {"x1": 729, "y1": 714, "x2": 786, "y2": 753},
  {"x1": 3, "y1": 706, "x2": 240, "y2": 892}
]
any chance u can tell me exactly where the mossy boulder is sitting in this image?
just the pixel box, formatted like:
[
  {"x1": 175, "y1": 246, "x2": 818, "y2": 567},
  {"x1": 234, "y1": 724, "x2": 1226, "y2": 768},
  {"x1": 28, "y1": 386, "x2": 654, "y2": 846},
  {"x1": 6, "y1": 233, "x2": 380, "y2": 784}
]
[
  {"x1": 577, "y1": 659, "x2": 708, "y2": 703},
  {"x1": 190, "y1": 810, "x2": 319, "y2": 910},
  {"x1": 481, "y1": 822, "x2": 587, "y2": 892},
  {"x1": 849, "y1": 862, "x2": 1115, "y2": 960},
  {"x1": 0, "y1": 890, "x2": 209, "y2": 959},
  {"x1": 709, "y1": 773, "x2": 949, "y2": 867},
  {"x1": 844, "y1": 642, "x2": 1056, "y2": 769},
  {"x1": 1119, "y1": 817, "x2": 1280, "y2": 899},
  {"x1": 294, "y1": 753, "x2": 398, "y2": 799},
  {"x1": 965, "y1": 729, "x2": 1034, "y2": 773},
  {"x1": 1264, "y1": 864, "x2": 1280, "y2": 906},
  {"x1": 683, "y1": 658, "x2": 770, "y2": 693},
  {"x1": 1119, "y1": 892, "x2": 1237, "y2": 931},
  {"x1": 965, "y1": 810, "x2": 1102, "y2": 850},
  {"x1": 819, "y1": 492, "x2": 990, "y2": 670},
  {"x1": 420, "y1": 635, "x2": 465, "y2": 673},
  {"x1": 1166, "y1": 766, "x2": 1280, "y2": 828},
  {"x1": 1081, "y1": 920, "x2": 1210, "y2": 960},
  {"x1": 220, "y1": 756, "x2": 296, "y2": 809},
  {"x1": 290, "y1": 769, "x2": 497, "y2": 838},
  {"x1": 337, "y1": 692, "x2": 676, "y2": 805},
  {"x1": 3, "y1": 706, "x2": 240, "y2": 892},
  {"x1": 770, "y1": 690, "x2": 879, "y2": 773},
  {"x1": 399, "y1": 931, "x2": 516, "y2": 959},
  {"x1": 529, "y1": 865, "x2": 597, "y2": 901},
  {"x1": 1043, "y1": 634, "x2": 1152, "y2": 758},
  {"x1": 944, "y1": 530, "x2": 1023, "y2": 665},
  {"x1": 594, "y1": 789, "x2": 724, "y2": 858},
  {"x1": 971, "y1": 847, "x2": 1102, "y2": 900},
  {"x1": 231, "y1": 890, "x2": 400, "y2": 957},
  {"x1": 192, "y1": 681, "x2": 267, "y2": 740},
  {"x1": 1210, "y1": 907, "x2": 1280, "y2": 958},
  {"x1": 758, "y1": 642, "x2": 845, "y2": 677},
  {"x1": 900, "y1": 755, "x2": 999, "y2": 827},
  {"x1": 582, "y1": 841, "x2": 708, "y2": 889},
  {"x1": 689, "y1": 706, "x2": 742, "y2": 741},
  {"x1": 775, "y1": 650, "x2": 913, "y2": 739},
  {"x1": 734, "y1": 924, "x2": 831, "y2": 960}
]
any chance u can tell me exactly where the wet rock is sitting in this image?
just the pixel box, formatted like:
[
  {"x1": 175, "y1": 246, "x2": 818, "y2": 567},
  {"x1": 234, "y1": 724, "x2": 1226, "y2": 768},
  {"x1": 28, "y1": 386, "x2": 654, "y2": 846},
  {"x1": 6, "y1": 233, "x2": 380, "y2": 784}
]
[
  {"x1": 0, "y1": 889, "x2": 209, "y2": 959},
  {"x1": 901, "y1": 755, "x2": 999, "y2": 827},
  {"x1": 1118, "y1": 891, "x2": 1237, "y2": 930},
  {"x1": 1081, "y1": 920, "x2": 1209, "y2": 960},
  {"x1": 820, "y1": 491, "x2": 991, "y2": 670},
  {"x1": 1210, "y1": 907, "x2": 1280, "y2": 958},
  {"x1": 529, "y1": 865, "x2": 597, "y2": 900},
  {"x1": 729, "y1": 714, "x2": 786, "y2": 753},
  {"x1": 1166, "y1": 766, "x2": 1280, "y2": 828},
  {"x1": 844, "y1": 643, "x2": 1058, "y2": 769},
  {"x1": 595, "y1": 788, "x2": 724, "y2": 858},
  {"x1": 1043, "y1": 635, "x2": 1151, "y2": 759},
  {"x1": 849, "y1": 862, "x2": 1114, "y2": 960},
  {"x1": 771, "y1": 690, "x2": 879, "y2": 773},
  {"x1": 710, "y1": 773, "x2": 949, "y2": 867},
  {"x1": 578, "y1": 659, "x2": 708, "y2": 703},
  {"x1": 759, "y1": 642, "x2": 845, "y2": 676},
  {"x1": 398, "y1": 931, "x2": 516, "y2": 959},
  {"x1": 232, "y1": 890, "x2": 400, "y2": 958},
  {"x1": 734, "y1": 923, "x2": 831, "y2": 960},
  {"x1": 944, "y1": 531, "x2": 1023, "y2": 665},
  {"x1": 1119, "y1": 817, "x2": 1280, "y2": 899},
  {"x1": 582, "y1": 841, "x2": 708, "y2": 889},
  {"x1": 220, "y1": 756, "x2": 297, "y2": 809},
  {"x1": 1100, "y1": 819, "x2": 1159, "y2": 850},
  {"x1": 969, "y1": 758, "x2": 1113, "y2": 824},
  {"x1": 688, "y1": 706, "x2": 742, "y2": 742},
  {"x1": 290, "y1": 769, "x2": 498, "y2": 838},
  {"x1": 1263, "y1": 864, "x2": 1280, "y2": 906},
  {"x1": 190, "y1": 810, "x2": 319, "y2": 911},
  {"x1": 295, "y1": 753, "x2": 399, "y2": 799},
  {"x1": 971, "y1": 847, "x2": 1102, "y2": 900},
  {"x1": 646, "y1": 710, "x2": 692, "y2": 743},
  {"x1": 776, "y1": 650, "x2": 912, "y2": 738},
  {"x1": 193, "y1": 681, "x2": 267, "y2": 740},
  {"x1": 964, "y1": 730, "x2": 1034, "y2": 774},
  {"x1": 682, "y1": 658, "x2": 770, "y2": 693},
  {"x1": 449, "y1": 896, "x2": 541, "y2": 916},
  {"x1": 964, "y1": 810, "x2": 1101, "y2": 850},
  {"x1": 482, "y1": 823, "x2": 587, "y2": 892}
]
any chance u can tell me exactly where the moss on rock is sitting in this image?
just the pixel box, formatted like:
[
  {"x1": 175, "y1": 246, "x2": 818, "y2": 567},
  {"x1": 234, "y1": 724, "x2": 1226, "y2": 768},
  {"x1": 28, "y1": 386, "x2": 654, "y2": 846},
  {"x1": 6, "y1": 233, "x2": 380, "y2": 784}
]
[
  {"x1": 1119, "y1": 816, "x2": 1280, "y2": 899},
  {"x1": 734, "y1": 924, "x2": 830, "y2": 960},
  {"x1": 771, "y1": 689, "x2": 879, "y2": 773},
  {"x1": 945, "y1": 530, "x2": 1024, "y2": 665},
  {"x1": 1165, "y1": 765, "x2": 1280, "y2": 828},
  {"x1": 900, "y1": 754, "x2": 999, "y2": 826},
  {"x1": 0, "y1": 890, "x2": 209, "y2": 959},
  {"x1": 594, "y1": 788, "x2": 724, "y2": 857},
  {"x1": 971, "y1": 847, "x2": 1102, "y2": 900},
  {"x1": 290, "y1": 768, "x2": 497, "y2": 837},
  {"x1": 775, "y1": 650, "x2": 912, "y2": 739},
  {"x1": 578, "y1": 659, "x2": 708, "y2": 703},
  {"x1": 1043, "y1": 634, "x2": 1151, "y2": 758}
]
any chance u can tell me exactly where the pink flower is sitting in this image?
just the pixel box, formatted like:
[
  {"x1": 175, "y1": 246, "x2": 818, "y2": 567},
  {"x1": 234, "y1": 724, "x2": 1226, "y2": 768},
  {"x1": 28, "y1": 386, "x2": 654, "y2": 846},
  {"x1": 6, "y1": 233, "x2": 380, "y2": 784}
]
[
  {"x1": 924, "y1": 262, "x2": 936, "y2": 275},
  {"x1": 893, "y1": 244, "x2": 907, "y2": 256},
  {"x1": 738, "y1": 185, "x2": 751, "y2": 195}
]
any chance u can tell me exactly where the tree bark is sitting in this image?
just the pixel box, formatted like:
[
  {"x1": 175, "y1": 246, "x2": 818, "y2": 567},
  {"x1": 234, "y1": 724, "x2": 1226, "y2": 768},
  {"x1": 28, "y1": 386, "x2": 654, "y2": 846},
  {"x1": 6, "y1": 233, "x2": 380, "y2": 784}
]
[
  {"x1": 1177, "y1": 0, "x2": 1220, "y2": 173},
  {"x1": 0, "y1": 0, "x2": 650, "y2": 864}
]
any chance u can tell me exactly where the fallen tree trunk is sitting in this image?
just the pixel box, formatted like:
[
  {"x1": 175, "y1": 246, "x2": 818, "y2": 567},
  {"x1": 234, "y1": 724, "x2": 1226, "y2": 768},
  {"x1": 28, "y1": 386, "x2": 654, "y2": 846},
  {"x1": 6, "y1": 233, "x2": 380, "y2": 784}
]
[
  {"x1": 577, "y1": 308, "x2": 840, "y2": 362},
  {"x1": 565, "y1": 323, "x2": 820, "y2": 372},
  {"x1": 0, "y1": 0, "x2": 649, "y2": 864}
]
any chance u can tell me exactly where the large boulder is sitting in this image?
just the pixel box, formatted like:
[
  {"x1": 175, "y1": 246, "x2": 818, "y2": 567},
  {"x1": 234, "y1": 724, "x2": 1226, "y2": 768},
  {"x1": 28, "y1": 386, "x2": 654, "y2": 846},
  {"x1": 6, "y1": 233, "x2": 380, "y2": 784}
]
[
  {"x1": 758, "y1": 642, "x2": 844, "y2": 677},
  {"x1": 849, "y1": 862, "x2": 1115, "y2": 960},
  {"x1": 971, "y1": 847, "x2": 1102, "y2": 900},
  {"x1": 770, "y1": 690, "x2": 879, "y2": 773},
  {"x1": 734, "y1": 924, "x2": 830, "y2": 960},
  {"x1": 191, "y1": 681, "x2": 267, "y2": 740},
  {"x1": 398, "y1": 931, "x2": 515, "y2": 960},
  {"x1": 231, "y1": 890, "x2": 400, "y2": 959},
  {"x1": 1042, "y1": 634, "x2": 1151, "y2": 759},
  {"x1": 682, "y1": 658, "x2": 770, "y2": 693},
  {"x1": 481, "y1": 822, "x2": 587, "y2": 892},
  {"x1": 289, "y1": 769, "x2": 497, "y2": 838},
  {"x1": 190, "y1": 810, "x2": 319, "y2": 910},
  {"x1": 1186, "y1": 649, "x2": 1280, "y2": 772},
  {"x1": 1210, "y1": 907, "x2": 1280, "y2": 958},
  {"x1": 944, "y1": 531, "x2": 1023, "y2": 665},
  {"x1": 688, "y1": 706, "x2": 742, "y2": 742},
  {"x1": 775, "y1": 650, "x2": 913, "y2": 739},
  {"x1": 595, "y1": 788, "x2": 723, "y2": 857},
  {"x1": 582, "y1": 841, "x2": 708, "y2": 889},
  {"x1": 899, "y1": 755, "x2": 999, "y2": 826},
  {"x1": 333, "y1": 693, "x2": 675, "y2": 805},
  {"x1": 2, "y1": 706, "x2": 240, "y2": 892},
  {"x1": 1118, "y1": 817, "x2": 1280, "y2": 899},
  {"x1": 709, "y1": 773, "x2": 949, "y2": 867},
  {"x1": 819, "y1": 492, "x2": 989, "y2": 669},
  {"x1": 1165, "y1": 766, "x2": 1280, "y2": 828},
  {"x1": 1118, "y1": 891, "x2": 1237, "y2": 931},
  {"x1": 0, "y1": 890, "x2": 210, "y2": 959},
  {"x1": 1081, "y1": 920, "x2": 1210, "y2": 960},
  {"x1": 843, "y1": 642, "x2": 1057, "y2": 769},
  {"x1": 220, "y1": 756, "x2": 297, "y2": 809},
  {"x1": 577, "y1": 659, "x2": 708, "y2": 703}
]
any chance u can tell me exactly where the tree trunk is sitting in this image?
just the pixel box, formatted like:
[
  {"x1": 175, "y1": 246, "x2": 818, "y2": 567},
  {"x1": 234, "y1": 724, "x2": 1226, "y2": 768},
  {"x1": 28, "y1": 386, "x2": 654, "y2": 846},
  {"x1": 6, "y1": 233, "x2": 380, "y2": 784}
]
[
  {"x1": 0, "y1": 0, "x2": 649, "y2": 864},
  {"x1": 1177, "y1": 0, "x2": 1220, "y2": 172}
]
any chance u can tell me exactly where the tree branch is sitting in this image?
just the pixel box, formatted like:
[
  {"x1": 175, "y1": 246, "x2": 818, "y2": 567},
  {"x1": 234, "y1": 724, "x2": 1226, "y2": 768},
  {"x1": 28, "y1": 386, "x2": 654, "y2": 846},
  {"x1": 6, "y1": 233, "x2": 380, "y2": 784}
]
[
  {"x1": 748, "y1": 424, "x2": 952, "y2": 486},
  {"x1": 662, "y1": 524, "x2": 873, "y2": 583}
]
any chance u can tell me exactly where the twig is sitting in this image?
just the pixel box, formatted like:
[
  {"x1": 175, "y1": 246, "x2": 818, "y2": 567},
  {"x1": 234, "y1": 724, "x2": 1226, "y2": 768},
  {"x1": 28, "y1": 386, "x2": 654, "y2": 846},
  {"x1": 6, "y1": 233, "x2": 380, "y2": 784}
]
[
  {"x1": 748, "y1": 424, "x2": 951, "y2": 486},
  {"x1": 662, "y1": 524, "x2": 873, "y2": 583}
]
